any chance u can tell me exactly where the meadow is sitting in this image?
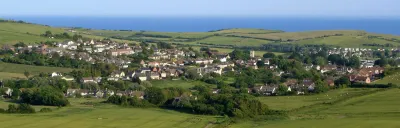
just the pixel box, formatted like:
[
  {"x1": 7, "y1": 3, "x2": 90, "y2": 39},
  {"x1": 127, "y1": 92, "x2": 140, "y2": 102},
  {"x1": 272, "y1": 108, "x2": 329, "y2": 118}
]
[
  {"x1": 373, "y1": 72, "x2": 400, "y2": 84},
  {"x1": 257, "y1": 88, "x2": 379, "y2": 110},
  {"x1": 0, "y1": 62, "x2": 74, "y2": 79},
  {"x1": 150, "y1": 79, "x2": 216, "y2": 89},
  {"x1": 231, "y1": 88, "x2": 400, "y2": 128},
  {"x1": 0, "y1": 98, "x2": 219, "y2": 128}
]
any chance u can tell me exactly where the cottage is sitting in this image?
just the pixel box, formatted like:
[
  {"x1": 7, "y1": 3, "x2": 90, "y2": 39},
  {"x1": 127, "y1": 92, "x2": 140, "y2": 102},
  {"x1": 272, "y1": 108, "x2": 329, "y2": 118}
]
[
  {"x1": 150, "y1": 72, "x2": 161, "y2": 80},
  {"x1": 109, "y1": 49, "x2": 134, "y2": 56}
]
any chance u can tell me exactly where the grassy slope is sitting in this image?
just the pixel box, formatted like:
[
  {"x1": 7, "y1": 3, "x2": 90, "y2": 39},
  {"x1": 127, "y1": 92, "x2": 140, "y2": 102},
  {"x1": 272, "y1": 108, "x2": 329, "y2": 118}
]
[
  {"x1": 151, "y1": 79, "x2": 216, "y2": 89},
  {"x1": 0, "y1": 98, "x2": 218, "y2": 128},
  {"x1": 189, "y1": 46, "x2": 285, "y2": 56},
  {"x1": 231, "y1": 89, "x2": 400, "y2": 128},
  {"x1": 0, "y1": 22, "x2": 134, "y2": 45},
  {"x1": 373, "y1": 72, "x2": 400, "y2": 84},
  {"x1": 0, "y1": 22, "x2": 64, "y2": 44},
  {"x1": 0, "y1": 62, "x2": 74, "y2": 76},
  {"x1": 191, "y1": 36, "x2": 270, "y2": 46}
]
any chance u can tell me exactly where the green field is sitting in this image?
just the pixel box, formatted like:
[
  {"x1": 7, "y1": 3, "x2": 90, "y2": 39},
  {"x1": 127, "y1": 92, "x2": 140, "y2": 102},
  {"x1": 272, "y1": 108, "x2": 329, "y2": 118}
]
[
  {"x1": 150, "y1": 79, "x2": 216, "y2": 89},
  {"x1": 294, "y1": 36, "x2": 400, "y2": 48},
  {"x1": 257, "y1": 88, "x2": 379, "y2": 110},
  {"x1": 0, "y1": 98, "x2": 219, "y2": 128},
  {"x1": 189, "y1": 46, "x2": 285, "y2": 56},
  {"x1": 0, "y1": 22, "x2": 134, "y2": 45},
  {"x1": 0, "y1": 62, "x2": 74, "y2": 78},
  {"x1": 231, "y1": 88, "x2": 400, "y2": 128},
  {"x1": 192, "y1": 36, "x2": 270, "y2": 46},
  {"x1": 373, "y1": 72, "x2": 400, "y2": 84}
]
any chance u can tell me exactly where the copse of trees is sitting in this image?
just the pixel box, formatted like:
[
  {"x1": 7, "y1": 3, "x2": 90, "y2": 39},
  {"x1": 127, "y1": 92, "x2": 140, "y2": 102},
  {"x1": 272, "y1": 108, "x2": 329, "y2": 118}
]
[
  {"x1": 20, "y1": 87, "x2": 70, "y2": 107},
  {"x1": 107, "y1": 86, "x2": 272, "y2": 118},
  {"x1": 0, "y1": 104, "x2": 36, "y2": 114}
]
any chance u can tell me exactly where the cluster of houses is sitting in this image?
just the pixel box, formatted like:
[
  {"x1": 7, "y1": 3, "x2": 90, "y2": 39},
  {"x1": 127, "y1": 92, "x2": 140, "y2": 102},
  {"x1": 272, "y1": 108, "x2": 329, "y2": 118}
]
[{"x1": 65, "y1": 88, "x2": 145, "y2": 99}]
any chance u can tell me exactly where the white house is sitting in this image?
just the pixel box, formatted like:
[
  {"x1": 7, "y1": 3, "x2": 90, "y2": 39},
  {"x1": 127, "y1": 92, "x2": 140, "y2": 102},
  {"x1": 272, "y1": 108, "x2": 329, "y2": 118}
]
[{"x1": 51, "y1": 72, "x2": 63, "y2": 77}]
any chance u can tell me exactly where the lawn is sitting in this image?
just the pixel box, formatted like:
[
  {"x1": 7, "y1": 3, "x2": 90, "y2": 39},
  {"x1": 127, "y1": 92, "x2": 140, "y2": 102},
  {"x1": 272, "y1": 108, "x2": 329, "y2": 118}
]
[
  {"x1": 150, "y1": 79, "x2": 215, "y2": 89},
  {"x1": 0, "y1": 62, "x2": 74, "y2": 76},
  {"x1": 0, "y1": 98, "x2": 219, "y2": 128}
]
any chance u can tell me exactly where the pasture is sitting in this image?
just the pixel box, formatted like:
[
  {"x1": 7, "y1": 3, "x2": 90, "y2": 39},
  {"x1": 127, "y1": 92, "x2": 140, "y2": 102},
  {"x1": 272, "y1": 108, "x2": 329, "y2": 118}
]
[
  {"x1": 231, "y1": 88, "x2": 400, "y2": 128},
  {"x1": 0, "y1": 62, "x2": 74, "y2": 77},
  {"x1": 0, "y1": 98, "x2": 219, "y2": 128},
  {"x1": 373, "y1": 72, "x2": 400, "y2": 84},
  {"x1": 151, "y1": 79, "x2": 216, "y2": 89},
  {"x1": 257, "y1": 88, "x2": 379, "y2": 110}
]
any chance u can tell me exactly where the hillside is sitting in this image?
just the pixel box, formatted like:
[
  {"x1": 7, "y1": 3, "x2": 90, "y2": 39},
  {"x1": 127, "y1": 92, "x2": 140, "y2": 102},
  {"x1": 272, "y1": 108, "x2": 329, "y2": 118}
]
[
  {"x1": 1, "y1": 21, "x2": 400, "y2": 48},
  {"x1": 77, "y1": 28, "x2": 400, "y2": 48},
  {"x1": 0, "y1": 62, "x2": 74, "y2": 79},
  {"x1": 0, "y1": 21, "x2": 134, "y2": 45}
]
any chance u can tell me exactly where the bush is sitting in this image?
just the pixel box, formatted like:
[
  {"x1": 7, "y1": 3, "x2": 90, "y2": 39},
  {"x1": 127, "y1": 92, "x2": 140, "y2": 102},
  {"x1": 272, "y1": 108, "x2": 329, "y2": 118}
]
[
  {"x1": 20, "y1": 87, "x2": 70, "y2": 106},
  {"x1": 17, "y1": 103, "x2": 36, "y2": 113},
  {"x1": 39, "y1": 108, "x2": 52, "y2": 113},
  {"x1": 0, "y1": 108, "x2": 5, "y2": 113}
]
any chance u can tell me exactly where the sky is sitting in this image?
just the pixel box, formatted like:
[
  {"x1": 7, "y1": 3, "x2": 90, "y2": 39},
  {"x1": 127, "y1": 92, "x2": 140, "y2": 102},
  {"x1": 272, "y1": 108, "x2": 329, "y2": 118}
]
[{"x1": 0, "y1": 0, "x2": 399, "y2": 17}]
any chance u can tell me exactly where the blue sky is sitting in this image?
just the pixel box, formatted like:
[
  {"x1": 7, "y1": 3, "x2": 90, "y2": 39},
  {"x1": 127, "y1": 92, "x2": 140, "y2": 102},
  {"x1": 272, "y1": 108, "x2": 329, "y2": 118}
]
[{"x1": 1, "y1": 0, "x2": 399, "y2": 17}]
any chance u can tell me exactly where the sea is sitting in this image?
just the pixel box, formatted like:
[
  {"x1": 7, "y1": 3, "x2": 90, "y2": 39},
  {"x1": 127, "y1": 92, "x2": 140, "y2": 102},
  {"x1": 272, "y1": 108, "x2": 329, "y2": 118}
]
[{"x1": 3, "y1": 16, "x2": 400, "y2": 35}]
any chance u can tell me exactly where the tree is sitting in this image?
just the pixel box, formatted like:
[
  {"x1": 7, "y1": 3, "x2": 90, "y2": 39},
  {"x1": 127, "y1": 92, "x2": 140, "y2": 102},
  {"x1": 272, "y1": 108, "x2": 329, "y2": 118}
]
[
  {"x1": 140, "y1": 81, "x2": 153, "y2": 88},
  {"x1": 276, "y1": 84, "x2": 288, "y2": 95},
  {"x1": 11, "y1": 89, "x2": 20, "y2": 100},
  {"x1": 256, "y1": 61, "x2": 265, "y2": 68},
  {"x1": 186, "y1": 69, "x2": 201, "y2": 80},
  {"x1": 347, "y1": 56, "x2": 361, "y2": 68},
  {"x1": 375, "y1": 57, "x2": 388, "y2": 67},
  {"x1": 144, "y1": 87, "x2": 166, "y2": 106},
  {"x1": 334, "y1": 76, "x2": 351, "y2": 87},
  {"x1": 43, "y1": 31, "x2": 53, "y2": 37},
  {"x1": 313, "y1": 80, "x2": 329, "y2": 93},
  {"x1": 24, "y1": 71, "x2": 30, "y2": 79},
  {"x1": 315, "y1": 57, "x2": 327, "y2": 66},
  {"x1": 263, "y1": 52, "x2": 275, "y2": 58}
]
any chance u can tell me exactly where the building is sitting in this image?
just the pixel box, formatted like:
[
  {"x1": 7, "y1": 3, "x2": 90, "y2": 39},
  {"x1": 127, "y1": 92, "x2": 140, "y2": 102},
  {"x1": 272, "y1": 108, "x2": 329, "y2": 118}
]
[{"x1": 109, "y1": 49, "x2": 134, "y2": 56}]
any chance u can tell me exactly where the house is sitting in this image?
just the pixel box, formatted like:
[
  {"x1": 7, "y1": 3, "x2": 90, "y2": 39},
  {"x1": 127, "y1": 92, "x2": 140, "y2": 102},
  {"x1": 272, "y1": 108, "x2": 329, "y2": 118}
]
[
  {"x1": 212, "y1": 89, "x2": 220, "y2": 94},
  {"x1": 135, "y1": 73, "x2": 148, "y2": 81},
  {"x1": 66, "y1": 89, "x2": 80, "y2": 97},
  {"x1": 1, "y1": 87, "x2": 13, "y2": 97},
  {"x1": 354, "y1": 76, "x2": 371, "y2": 84},
  {"x1": 150, "y1": 72, "x2": 160, "y2": 80},
  {"x1": 110, "y1": 71, "x2": 125, "y2": 78},
  {"x1": 81, "y1": 77, "x2": 97, "y2": 83},
  {"x1": 51, "y1": 72, "x2": 63, "y2": 77},
  {"x1": 325, "y1": 79, "x2": 335, "y2": 86},
  {"x1": 132, "y1": 91, "x2": 145, "y2": 99},
  {"x1": 320, "y1": 65, "x2": 337, "y2": 73},
  {"x1": 265, "y1": 85, "x2": 278, "y2": 95},
  {"x1": 109, "y1": 49, "x2": 134, "y2": 56}
]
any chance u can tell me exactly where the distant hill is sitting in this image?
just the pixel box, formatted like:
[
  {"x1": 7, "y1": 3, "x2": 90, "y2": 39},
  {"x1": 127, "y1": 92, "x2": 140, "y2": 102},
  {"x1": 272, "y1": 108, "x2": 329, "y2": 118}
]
[
  {"x1": 1, "y1": 21, "x2": 400, "y2": 48},
  {"x1": 0, "y1": 21, "x2": 133, "y2": 45}
]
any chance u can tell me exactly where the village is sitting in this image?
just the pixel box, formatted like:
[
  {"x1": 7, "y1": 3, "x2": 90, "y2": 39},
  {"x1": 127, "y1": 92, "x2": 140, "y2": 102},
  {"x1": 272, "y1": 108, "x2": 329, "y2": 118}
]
[{"x1": 1, "y1": 38, "x2": 393, "y2": 98}]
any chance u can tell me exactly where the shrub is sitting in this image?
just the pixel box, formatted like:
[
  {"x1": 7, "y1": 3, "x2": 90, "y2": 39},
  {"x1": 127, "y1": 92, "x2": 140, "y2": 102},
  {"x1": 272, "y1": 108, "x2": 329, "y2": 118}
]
[
  {"x1": 17, "y1": 103, "x2": 36, "y2": 113},
  {"x1": 39, "y1": 108, "x2": 52, "y2": 113},
  {"x1": 0, "y1": 108, "x2": 5, "y2": 113},
  {"x1": 20, "y1": 87, "x2": 70, "y2": 106}
]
